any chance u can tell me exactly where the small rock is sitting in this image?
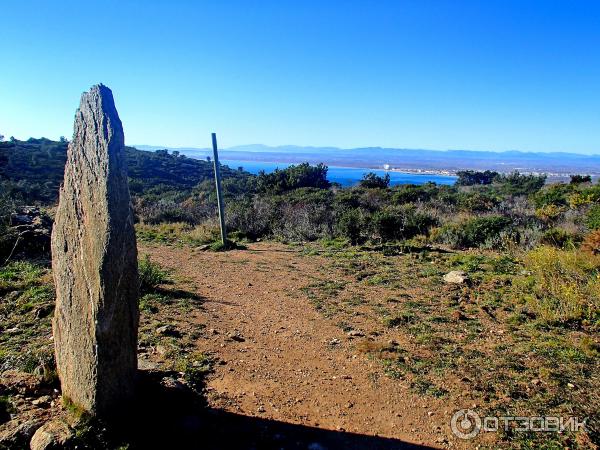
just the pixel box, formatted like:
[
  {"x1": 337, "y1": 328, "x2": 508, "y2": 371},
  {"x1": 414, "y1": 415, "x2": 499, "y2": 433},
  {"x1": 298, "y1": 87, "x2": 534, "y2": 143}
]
[
  {"x1": 160, "y1": 377, "x2": 187, "y2": 392},
  {"x1": 30, "y1": 420, "x2": 73, "y2": 450},
  {"x1": 155, "y1": 344, "x2": 169, "y2": 357},
  {"x1": 156, "y1": 324, "x2": 180, "y2": 337},
  {"x1": 228, "y1": 333, "x2": 245, "y2": 342},
  {"x1": 32, "y1": 395, "x2": 51, "y2": 407},
  {"x1": 0, "y1": 370, "x2": 43, "y2": 396},
  {"x1": 329, "y1": 338, "x2": 341, "y2": 345},
  {"x1": 567, "y1": 382, "x2": 575, "y2": 389},
  {"x1": 347, "y1": 330, "x2": 365, "y2": 337},
  {"x1": 451, "y1": 310, "x2": 467, "y2": 321},
  {"x1": 257, "y1": 405, "x2": 265, "y2": 413},
  {"x1": 443, "y1": 271, "x2": 469, "y2": 284}
]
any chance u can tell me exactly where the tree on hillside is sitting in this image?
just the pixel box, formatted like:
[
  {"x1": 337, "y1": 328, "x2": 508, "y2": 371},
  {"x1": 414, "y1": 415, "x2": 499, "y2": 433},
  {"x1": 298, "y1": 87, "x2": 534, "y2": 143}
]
[
  {"x1": 360, "y1": 172, "x2": 390, "y2": 189},
  {"x1": 255, "y1": 163, "x2": 330, "y2": 193},
  {"x1": 456, "y1": 170, "x2": 499, "y2": 186},
  {"x1": 570, "y1": 174, "x2": 592, "y2": 185}
]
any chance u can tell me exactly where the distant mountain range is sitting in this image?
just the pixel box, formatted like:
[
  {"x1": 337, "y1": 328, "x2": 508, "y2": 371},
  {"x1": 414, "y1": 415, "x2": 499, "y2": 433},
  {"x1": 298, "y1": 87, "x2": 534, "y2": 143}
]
[{"x1": 133, "y1": 144, "x2": 600, "y2": 178}]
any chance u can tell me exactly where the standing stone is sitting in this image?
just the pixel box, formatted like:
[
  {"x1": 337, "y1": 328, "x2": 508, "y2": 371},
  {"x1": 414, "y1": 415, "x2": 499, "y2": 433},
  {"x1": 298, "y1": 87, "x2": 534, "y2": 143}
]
[{"x1": 51, "y1": 84, "x2": 139, "y2": 415}]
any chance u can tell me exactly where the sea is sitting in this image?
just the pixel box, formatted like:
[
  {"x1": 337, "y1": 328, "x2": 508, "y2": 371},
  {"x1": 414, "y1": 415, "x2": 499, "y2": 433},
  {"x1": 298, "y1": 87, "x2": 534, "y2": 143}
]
[{"x1": 220, "y1": 159, "x2": 457, "y2": 187}]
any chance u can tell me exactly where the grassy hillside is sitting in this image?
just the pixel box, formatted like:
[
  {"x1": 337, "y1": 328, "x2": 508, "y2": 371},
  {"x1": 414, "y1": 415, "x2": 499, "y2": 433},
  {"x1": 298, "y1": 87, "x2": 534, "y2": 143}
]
[{"x1": 0, "y1": 138, "x2": 251, "y2": 204}]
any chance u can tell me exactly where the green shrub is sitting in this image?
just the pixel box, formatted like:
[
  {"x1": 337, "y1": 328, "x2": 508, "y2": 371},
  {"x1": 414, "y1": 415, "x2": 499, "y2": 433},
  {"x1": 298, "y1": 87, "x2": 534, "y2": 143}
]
[
  {"x1": 371, "y1": 207, "x2": 436, "y2": 242},
  {"x1": 540, "y1": 228, "x2": 580, "y2": 249},
  {"x1": 494, "y1": 171, "x2": 546, "y2": 196},
  {"x1": 520, "y1": 246, "x2": 600, "y2": 325},
  {"x1": 587, "y1": 204, "x2": 600, "y2": 231},
  {"x1": 138, "y1": 255, "x2": 169, "y2": 294},
  {"x1": 456, "y1": 170, "x2": 499, "y2": 186},
  {"x1": 336, "y1": 209, "x2": 363, "y2": 245},
  {"x1": 457, "y1": 191, "x2": 499, "y2": 212},
  {"x1": 255, "y1": 163, "x2": 330, "y2": 193},
  {"x1": 532, "y1": 183, "x2": 572, "y2": 208},
  {"x1": 359, "y1": 172, "x2": 390, "y2": 189},
  {"x1": 435, "y1": 216, "x2": 512, "y2": 249}
]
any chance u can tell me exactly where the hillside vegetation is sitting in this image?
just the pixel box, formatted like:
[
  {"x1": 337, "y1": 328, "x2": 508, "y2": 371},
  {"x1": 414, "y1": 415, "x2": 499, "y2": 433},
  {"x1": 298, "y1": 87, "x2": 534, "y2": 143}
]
[{"x1": 1, "y1": 138, "x2": 599, "y2": 448}]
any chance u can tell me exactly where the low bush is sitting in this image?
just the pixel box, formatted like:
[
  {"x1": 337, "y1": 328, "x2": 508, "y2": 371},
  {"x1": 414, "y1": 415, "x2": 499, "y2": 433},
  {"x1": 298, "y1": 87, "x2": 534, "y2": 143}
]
[
  {"x1": 587, "y1": 204, "x2": 600, "y2": 231},
  {"x1": 371, "y1": 206, "x2": 436, "y2": 242},
  {"x1": 360, "y1": 172, "x2": 390, "y2": 189},
  {"x1": 138, "y1": 255, "x2": 169, "y2": 294},
  {"x1": 435, "y1": 215, "x2": 512, "y2": 249},
  {"x1": 520, "y1": 246, "x2": 600, "y2": 325},
  {"x1": 540, "y1": 228, "x2": 581, "y2": 249}
]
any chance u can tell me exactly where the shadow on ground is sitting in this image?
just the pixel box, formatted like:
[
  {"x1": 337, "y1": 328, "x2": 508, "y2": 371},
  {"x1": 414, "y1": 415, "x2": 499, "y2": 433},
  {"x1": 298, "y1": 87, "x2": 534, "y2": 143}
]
[{"x1": 89, "y1": 370, "x2": 433, "y2": 450}]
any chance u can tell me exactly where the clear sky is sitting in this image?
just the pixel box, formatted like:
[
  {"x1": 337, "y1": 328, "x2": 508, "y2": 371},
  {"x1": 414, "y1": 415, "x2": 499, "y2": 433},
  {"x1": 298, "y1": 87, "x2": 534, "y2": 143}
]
[{"x1": 1, "y1": 0, "x2": 599, "y2": 154}]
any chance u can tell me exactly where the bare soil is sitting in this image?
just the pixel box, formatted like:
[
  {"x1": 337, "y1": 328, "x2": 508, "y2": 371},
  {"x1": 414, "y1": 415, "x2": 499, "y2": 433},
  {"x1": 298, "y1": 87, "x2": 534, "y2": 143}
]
[{"x1": 141, "y1": 242, "x2": 471, "y2": 449}]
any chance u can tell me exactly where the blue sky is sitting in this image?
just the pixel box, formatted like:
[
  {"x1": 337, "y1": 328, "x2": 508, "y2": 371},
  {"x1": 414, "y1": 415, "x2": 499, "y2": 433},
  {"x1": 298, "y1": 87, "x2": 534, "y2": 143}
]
[{"x1": 1, "y1": 0, "x2": 599, "y2": 154}]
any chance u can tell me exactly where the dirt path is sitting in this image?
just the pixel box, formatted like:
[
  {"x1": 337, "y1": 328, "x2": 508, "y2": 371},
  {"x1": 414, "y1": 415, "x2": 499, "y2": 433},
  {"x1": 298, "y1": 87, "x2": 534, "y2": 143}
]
[{"x1": 142, "y1": 242, "x2": 464, "y2": 449}]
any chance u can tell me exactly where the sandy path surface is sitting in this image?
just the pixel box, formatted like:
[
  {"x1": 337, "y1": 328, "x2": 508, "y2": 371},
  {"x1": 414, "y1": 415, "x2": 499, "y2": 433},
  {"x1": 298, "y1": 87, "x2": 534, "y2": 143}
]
[{"x1": 142, "y1": 242, "x2": 465, "y2": 449}]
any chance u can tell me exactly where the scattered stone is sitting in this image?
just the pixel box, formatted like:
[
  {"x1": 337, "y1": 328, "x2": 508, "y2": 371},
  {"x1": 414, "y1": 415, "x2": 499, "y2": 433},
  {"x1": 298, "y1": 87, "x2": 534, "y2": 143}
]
[
  {"x1": 31, "y1": 396, "x2": 51, "y2": 407},
  {"x1": 137, "y1": 359, "x2": 159, "y2": 371},
  {"x1": 155, "y1": 345, "x2": 169, "y2": 357},
  {"x1": 228, "y1": 333, "x2": 245, "y2": 342},
  {"x1": 0, "y1": 419, "x2": 44, "y2": 448},
  {"x1": 0, "y1": 370, "x2": 43, "y2": 396},
  {"x1": 30, "y1": 419, "x2": 73, "y2": 450},
  {"x1": 443, "y1": 271, "x2": 469, "y2": 284},
  {"x1": 160, "y1": 377, "x2": 187, "y2": 392},
  {"x1": 51, "y1": 84, "x2": 139, "y2": 415},
  {"x1": 347, "y1": 330, "x2": 365, "y2": 338},
  {"x1": 156, "y1": 324, "x2": 179, "y2": 337},
  {"x1": 257, "y1": 405, "x2": 265, "y2": 413}
]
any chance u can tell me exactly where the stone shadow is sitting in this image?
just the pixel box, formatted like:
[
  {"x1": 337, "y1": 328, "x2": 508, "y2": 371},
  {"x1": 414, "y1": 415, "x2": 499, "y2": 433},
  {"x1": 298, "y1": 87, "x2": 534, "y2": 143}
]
[{"x1": 81, "y1": 369, "x2": 434, "y2": 450}]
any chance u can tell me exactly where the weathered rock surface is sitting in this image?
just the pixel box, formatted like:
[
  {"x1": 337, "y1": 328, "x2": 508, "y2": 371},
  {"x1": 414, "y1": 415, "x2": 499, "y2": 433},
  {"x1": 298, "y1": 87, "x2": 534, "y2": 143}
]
[
  {"x1": 29, "y1": 419, "x2": 73, "y2": 450},
  {"x1": 51, "y1": 84, "x2": 139, "y2": 415},
  {"x1": 0, "y1": 419, "x2": 44, "y2": 448}
]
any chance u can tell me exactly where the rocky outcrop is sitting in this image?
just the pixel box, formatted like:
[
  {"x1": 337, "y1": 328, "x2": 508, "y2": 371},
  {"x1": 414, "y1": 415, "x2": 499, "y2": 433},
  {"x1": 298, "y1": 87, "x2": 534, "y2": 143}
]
[
  {"x1": 51, "y1": 84, "x2": 139, "y2": 415},
  {"x1": 29, "y1": 419, "x2": 73, "y2": 450}
]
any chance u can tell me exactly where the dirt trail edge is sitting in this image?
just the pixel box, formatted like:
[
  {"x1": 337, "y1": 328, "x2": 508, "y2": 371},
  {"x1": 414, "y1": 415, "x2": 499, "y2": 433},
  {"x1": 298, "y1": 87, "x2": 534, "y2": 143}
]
[{"x1": 142, "y1": 242, "x2": 467, "y2": 449}]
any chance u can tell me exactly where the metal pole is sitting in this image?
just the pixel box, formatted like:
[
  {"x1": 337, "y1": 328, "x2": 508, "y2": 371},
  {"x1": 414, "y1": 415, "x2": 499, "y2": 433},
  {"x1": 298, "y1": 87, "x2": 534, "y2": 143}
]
[{"x1": 211, "y1": 133, "x2": 227, "y2": 246}]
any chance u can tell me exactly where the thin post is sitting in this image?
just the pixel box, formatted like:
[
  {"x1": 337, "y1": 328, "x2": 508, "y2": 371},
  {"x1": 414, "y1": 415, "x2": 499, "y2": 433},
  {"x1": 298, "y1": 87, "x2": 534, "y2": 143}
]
[{"x1": 211, "y1": 133, "x2": 227, "y2": 245}]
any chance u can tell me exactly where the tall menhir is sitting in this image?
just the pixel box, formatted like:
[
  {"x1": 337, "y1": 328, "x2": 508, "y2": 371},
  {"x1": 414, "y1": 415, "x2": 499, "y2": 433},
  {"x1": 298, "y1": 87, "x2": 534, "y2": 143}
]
[{"x1": 51, "y1": 84, "x2": 139, "y2": 415}]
